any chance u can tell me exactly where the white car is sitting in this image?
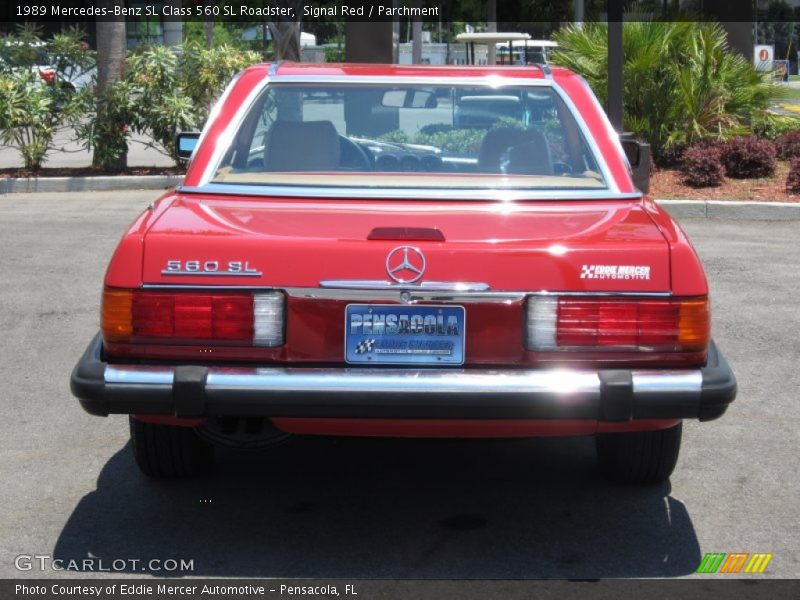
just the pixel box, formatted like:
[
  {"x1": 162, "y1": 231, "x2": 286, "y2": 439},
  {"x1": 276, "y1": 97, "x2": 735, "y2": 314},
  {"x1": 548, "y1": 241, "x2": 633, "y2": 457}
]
[{"x1": 0, "y1": 41, "x2": 56, "y2": 85}]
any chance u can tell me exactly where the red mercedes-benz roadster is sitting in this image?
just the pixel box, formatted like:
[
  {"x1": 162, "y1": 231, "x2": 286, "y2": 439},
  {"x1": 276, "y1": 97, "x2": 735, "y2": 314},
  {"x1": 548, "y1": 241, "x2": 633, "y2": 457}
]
[{"x1": 71, "y1": 63, "x2": 736, "y2": 483}]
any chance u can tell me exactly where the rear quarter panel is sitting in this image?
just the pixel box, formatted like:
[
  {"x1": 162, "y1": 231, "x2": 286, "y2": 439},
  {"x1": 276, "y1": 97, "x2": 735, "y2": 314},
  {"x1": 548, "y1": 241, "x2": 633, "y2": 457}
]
[{"x1": 641, "y1": 197, "x2": 708, "y2": 296}]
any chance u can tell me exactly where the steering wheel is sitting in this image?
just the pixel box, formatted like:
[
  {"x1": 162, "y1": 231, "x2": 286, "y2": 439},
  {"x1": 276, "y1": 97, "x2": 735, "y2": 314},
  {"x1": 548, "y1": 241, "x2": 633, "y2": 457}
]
[{"x1": 339, "y1": 136, "x2": 373, "y2": 171}]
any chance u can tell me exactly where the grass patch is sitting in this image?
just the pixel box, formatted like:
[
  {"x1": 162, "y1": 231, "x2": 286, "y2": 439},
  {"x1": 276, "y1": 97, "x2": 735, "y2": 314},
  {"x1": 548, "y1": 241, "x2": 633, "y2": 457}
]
[{"x1": 778, "y1": 86, "x2": 800, "y2": 104}]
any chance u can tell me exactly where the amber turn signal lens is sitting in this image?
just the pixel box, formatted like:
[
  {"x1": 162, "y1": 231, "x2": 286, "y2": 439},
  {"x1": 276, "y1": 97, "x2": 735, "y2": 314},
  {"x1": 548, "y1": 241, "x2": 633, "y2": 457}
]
[
  {"x1": 677, "y1": 298, "x2": 710, "y2": 352},
  {"x1": 101, "y1": 288, "x2": 133, "y2": 343}
]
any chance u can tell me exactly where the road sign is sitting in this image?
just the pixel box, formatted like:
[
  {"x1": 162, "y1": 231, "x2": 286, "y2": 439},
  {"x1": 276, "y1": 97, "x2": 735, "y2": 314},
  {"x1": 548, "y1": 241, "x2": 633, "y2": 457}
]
[
  {"x1": 754, "y1": 44, "x2": 774, "y2": 71},
  {"x1": 775, "y1": 59, "x2": 790, "y2": 82}
]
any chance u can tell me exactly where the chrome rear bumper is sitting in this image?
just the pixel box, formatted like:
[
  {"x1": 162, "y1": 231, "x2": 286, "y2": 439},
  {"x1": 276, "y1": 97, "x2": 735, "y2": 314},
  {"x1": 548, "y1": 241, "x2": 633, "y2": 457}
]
[{"x1": 71, "y1": 333, "x2": 736, "y2": 422}]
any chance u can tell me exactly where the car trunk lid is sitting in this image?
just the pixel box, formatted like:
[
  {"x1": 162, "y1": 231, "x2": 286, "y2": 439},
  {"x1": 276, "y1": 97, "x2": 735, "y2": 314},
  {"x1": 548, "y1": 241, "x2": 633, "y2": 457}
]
[{"x1": 142, "y1": 194, "x2": 669, "y2": 292}]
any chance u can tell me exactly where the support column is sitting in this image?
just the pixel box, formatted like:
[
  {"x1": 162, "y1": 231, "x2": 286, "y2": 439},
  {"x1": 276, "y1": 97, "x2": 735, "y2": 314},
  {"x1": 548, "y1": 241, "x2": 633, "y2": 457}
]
[
  {"x1": 345, "y1": 22, "x2": 394, "y2": 63},
  {"x1": 162, "y1": 0, "x2": 184, "y2": 46},
  {"x1": 702, "y1": 0, "x2": 754, "y2": 57},
  {"x1": 607, "y1": 0, "x2": 623, "y2": 132}
]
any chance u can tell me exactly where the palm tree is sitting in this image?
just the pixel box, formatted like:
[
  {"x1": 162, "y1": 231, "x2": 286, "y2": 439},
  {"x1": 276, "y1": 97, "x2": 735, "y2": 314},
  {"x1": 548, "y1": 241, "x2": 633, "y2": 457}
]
[
  {"x1": 93, "y1": 10, "x2": 127, "y2": 170},
  {"x1": 552, "y1": 21, "x2": 776, "y2": 161}
]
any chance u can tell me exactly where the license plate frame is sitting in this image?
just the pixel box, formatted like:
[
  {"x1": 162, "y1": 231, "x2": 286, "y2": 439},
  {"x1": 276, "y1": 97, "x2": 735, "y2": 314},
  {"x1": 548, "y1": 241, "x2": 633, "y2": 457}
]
[{"x1": 344, "y1": 304, "x2": 466, "y2": 365}]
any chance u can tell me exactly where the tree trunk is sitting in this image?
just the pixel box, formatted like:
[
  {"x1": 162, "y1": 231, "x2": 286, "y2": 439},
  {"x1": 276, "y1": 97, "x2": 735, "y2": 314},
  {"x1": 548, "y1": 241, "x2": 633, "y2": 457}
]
[
  {"x1": 93, "y1": 8, "x2": 127, "y2": 171},
  {"x1": 411, "y1": 20, "x2": 423, "y2": 64},
  {"x1": 95, "y1": 20, "x2": 126, "y2": 98},
  {"x1": 268, "y1": 21, "x2": 301, "y2": 61},
  {"x1": 205, "y1": 0, "x2": 214, "y2": 48},
  {"x1": 267, "y1": 1, "x2": 304, "y2": 61}
]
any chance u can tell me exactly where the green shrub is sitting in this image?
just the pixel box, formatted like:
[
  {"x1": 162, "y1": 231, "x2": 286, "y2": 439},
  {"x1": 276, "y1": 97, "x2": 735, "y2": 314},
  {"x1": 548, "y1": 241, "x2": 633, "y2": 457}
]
[
  {"x1": 786, "y1": 157, "x2": 800, "y2": 194},
  {"x1": 179, "y1": 43, "x2": 260, "y2": 125},
  {"x1": 751, "y1": 113, "x2": 800, "y2": 140},
  {"x1": 324, "y1": 45, "x2": 345, "y2": 63},
  {"x1": 129, "y1": 43, "x2": 260, "y2": 162},
  {"x1": 379, "y1": 119, "x2": 530, "y2": 156},
  {"x1": 552, "y1": 21, "x2": 777, "y2": 163},
  {"x1": 76, "y1": 80, "x2": 133, "y2": 172},
  {"x1": 378, "y1": 129, "x2": 411, "y2": 144},
  {"x1": 125, "y1": 45, "x2": 196, "y2": 162},
  {"x1": 0, "y1": 26, "x2": 91, "y2": 171},
  {"x1": 680, "y1": 143, "x2": 725, "y2": 187},
  {"x1": 720, "y1": 137, "x2": 776, "y2": 179},
  {"x1": 774, "y1": 131, "x2": 800, "y2": 160},
  {"x1": 79, "y1": 42, "x2": 260, "y2": 166}
]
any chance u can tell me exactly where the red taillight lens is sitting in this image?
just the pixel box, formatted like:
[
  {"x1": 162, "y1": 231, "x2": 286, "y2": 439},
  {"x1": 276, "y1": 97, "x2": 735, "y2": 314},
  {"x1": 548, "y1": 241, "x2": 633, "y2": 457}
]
[
  {"x1": 212, "y1": 295, "x2": 254, "y2": 340},
  {"x1": 131, "y1": 292, "x2": 253, "y2": 342},
  {"x1": 133, "y1": 293, "x2": 175, "y2": 338},
  {"x1": 101, "y1": 288, "x2": 283, "y2": 346},
  {"x1": 527, "y1": 296, "x2": 709, "y2": 352}
]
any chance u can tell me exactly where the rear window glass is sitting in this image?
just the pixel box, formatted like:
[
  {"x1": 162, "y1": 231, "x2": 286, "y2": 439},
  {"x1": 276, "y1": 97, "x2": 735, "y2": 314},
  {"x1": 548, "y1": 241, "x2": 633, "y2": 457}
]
[{"x1": 211, "y1": 84, "x2": 606, "y2": 191}]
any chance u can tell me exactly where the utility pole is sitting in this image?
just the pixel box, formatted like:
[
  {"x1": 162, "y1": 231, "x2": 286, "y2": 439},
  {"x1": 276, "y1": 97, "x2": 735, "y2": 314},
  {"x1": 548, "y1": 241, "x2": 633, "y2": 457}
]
[
  {"x1": 607, "y1": 0, "x2": 623, "y2": 132},
  {"x1": 412, "y1": 21, "x2": 422, "y2": 63},
  {"x1": 574, "y1": 0, "x2": 584, "y2": 29}
]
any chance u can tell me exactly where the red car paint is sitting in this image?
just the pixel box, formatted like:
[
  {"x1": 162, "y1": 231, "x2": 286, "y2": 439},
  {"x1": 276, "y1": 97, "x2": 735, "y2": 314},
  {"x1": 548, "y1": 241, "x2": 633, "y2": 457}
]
[{"x1": 100, "y1": 63, "x2": 710, "y2": 438}]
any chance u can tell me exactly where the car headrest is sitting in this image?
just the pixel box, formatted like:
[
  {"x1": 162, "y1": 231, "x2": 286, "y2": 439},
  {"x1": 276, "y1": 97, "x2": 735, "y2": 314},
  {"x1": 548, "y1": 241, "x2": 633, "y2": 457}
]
[
  {"x1": 264, "y1": 120, "x2": 341, "y2": 172},
  {"x1": 478, "y1": 128, "x2": 537, "y2": 172},
  {"x1": 506, "y1": 131, "x2": 554, "y2": 176},
  {"x1": 478, "y1": 128, "x2": 553, "y2": 175}
]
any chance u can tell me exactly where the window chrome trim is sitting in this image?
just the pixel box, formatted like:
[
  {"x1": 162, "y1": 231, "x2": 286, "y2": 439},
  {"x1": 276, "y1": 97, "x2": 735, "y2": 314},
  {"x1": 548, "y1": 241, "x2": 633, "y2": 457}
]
[
  {"x1": 178, "y1": 184, "x2": 642, "y2": 202},
  {"x1": 193, "y1": 73, "x2": 630, "y2": 199},
  {"x1": 267, "y1": 75, "x2": 555, "y2": 87},
  {"x1": 535, "y1": 63, "x2": 553, "y2": 79},
  {"x1": 191, "y1": 69, "x2": 244, "y2": 174},
  {"x1": 199, "y1": 72, "x2": 275, "y2": 184},
  {"x1": 549, "y1": 79, "x2": 620, "y2": 194},
  {"x1": 577, "y1": 75, "x2": 632, "y2": 174}
]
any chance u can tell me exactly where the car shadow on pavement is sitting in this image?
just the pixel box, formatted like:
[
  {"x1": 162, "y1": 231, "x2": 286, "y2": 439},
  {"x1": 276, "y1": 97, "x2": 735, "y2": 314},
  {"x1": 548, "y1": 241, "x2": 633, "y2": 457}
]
[{"x1": 53, "y1": 434, "x2": 700, "y2": 578}]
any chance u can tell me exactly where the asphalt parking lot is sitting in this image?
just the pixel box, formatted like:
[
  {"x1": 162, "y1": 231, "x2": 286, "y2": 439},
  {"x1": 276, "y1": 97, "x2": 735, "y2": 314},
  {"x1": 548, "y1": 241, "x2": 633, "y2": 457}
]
[{"x1": 0, "y1": 190, "x2": 798, "y2": 579}]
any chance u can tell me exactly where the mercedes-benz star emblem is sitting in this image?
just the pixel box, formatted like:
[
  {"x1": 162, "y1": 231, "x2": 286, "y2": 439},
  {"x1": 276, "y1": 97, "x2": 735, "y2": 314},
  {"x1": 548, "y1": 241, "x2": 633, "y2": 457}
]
[{"x1": 386, "y1": 246, "x2": 426, "y2": 284}]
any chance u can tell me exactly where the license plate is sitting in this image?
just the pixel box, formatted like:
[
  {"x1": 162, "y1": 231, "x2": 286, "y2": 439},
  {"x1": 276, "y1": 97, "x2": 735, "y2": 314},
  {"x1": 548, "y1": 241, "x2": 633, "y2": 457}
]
[{"x1": 345, "y1": 304, "x2": 465, "y2": 365}]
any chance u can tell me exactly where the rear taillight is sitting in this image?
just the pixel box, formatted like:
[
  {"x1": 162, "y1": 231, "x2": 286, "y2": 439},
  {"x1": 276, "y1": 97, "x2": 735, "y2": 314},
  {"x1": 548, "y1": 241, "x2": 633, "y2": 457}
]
[
  {"x1": 526, "y1": 296, "x2": 709, "y2": 352},
  {"x1": 101, "y1": 288, "x2": 285, "y2": 347}
]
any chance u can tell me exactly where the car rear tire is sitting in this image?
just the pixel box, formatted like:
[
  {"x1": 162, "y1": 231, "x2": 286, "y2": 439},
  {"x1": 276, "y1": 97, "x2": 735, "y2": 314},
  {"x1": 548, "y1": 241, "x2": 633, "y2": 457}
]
[
  {"x1": 595, "y1": 422, "x2": 682, "y2": 483},
  {"x1": 129, "y1": 416, "x2": 214, "y2": 478}
]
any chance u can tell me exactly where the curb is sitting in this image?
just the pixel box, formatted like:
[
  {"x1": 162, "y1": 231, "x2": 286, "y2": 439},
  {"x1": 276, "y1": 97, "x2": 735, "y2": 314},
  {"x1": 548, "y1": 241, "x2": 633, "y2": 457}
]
[
  {"x1": 656, "y1": 199, "x2": 800, "y2": 220},
  {"x1": 0, "y1": 175, "x2": 184, "y2": 194},
  {"x1": 1, "y1": 176, "x2": 799, "y2": 220}
]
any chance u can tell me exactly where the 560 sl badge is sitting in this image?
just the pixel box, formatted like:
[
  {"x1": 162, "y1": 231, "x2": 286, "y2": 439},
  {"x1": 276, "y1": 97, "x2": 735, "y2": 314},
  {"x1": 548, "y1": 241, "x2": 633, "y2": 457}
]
[{"x1": 161, "y1": 260, "x2": 262, "y2": 277}]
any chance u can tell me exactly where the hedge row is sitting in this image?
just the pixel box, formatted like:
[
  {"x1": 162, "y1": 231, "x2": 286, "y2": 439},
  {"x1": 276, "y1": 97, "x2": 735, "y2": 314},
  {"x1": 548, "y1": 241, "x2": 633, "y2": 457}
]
[{"x1": 680, "y1": 134, "x2": 800, "y2": 194}]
